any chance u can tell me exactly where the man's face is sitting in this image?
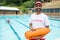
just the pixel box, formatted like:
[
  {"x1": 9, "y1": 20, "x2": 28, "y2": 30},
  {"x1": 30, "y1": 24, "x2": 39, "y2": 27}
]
[
  {"x1": 35, "y1": 7, "x2": 42, "y2": 12},
  {"x1": 34, "y1": 1, "x2": 42, "y2": 12}
]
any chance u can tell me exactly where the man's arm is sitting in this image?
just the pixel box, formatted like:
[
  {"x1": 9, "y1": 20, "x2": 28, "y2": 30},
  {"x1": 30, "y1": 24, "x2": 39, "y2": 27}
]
[
  {"x1": 29, "y1": 23, "x2": 32, "y2": 29},
  {"x1": 45, "y1": 16, "x2": 50, "y2": 28},
  {"x1": 29, "y1": 23, "x2": 36, "y2": 31}
]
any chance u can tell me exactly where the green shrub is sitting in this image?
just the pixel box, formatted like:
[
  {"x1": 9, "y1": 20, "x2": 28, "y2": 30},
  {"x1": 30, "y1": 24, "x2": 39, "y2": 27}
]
[
  {"x1": 18, "y1": 6, "x2": 28, "y2": 14},
  {"x1": 22, "y1": 1, "x2": 34, "y2": 8}
]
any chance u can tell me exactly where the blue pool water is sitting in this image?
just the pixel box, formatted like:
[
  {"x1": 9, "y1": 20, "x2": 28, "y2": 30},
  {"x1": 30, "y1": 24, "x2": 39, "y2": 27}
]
[{"x1": 0, "y1": 14, "x2": 60, "y2": 40}]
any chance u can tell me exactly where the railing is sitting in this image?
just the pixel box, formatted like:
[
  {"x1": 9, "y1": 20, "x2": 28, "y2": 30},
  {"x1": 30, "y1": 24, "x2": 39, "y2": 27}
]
[{"x1": 42, "y1": 8, "x2": 60, "y2": 13}]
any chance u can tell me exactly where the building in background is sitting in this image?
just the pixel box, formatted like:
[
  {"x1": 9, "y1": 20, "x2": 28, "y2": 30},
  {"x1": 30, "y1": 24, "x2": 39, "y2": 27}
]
[
  {"x1": 0, "y1": 6, "x2": 20, "y2": 15},
  {"x1": 52, "y1": 0, "x2": 60, "y2": 1}
]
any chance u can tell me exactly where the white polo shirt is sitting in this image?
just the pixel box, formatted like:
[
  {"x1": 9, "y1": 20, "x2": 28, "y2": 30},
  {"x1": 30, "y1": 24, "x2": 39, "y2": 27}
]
[{"x1": 29, "y1": 13, "x2": 50, "y2": 29}]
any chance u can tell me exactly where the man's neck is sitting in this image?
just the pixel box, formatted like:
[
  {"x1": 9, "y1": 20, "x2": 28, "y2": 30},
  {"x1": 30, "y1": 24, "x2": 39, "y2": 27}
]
[{"x1": 36, "y1": 11, "x2": 41, "y2": 15}]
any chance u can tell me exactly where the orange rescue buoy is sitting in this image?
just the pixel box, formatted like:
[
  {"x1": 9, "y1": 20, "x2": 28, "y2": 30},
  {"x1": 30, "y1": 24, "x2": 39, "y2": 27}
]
[{"x1": 25, "y1": 28, "x2": 50, "y2": 39}]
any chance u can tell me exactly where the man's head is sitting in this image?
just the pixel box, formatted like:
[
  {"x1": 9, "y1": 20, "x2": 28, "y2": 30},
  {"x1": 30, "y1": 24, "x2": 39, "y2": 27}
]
[{"x1": 34, "y1": 1, "x2": 42, "y2": 12}]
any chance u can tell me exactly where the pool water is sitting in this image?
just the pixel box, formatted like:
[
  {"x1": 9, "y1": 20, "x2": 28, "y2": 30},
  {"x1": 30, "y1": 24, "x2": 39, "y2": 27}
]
[{"x1": 0, "y1": 15, "x2": 60, "y2": 40}]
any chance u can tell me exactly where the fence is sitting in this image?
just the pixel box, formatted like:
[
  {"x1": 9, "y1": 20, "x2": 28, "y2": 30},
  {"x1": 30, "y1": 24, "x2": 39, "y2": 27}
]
[{"x1": 42, "y1": 8, "x2": 60, "y2": 13}]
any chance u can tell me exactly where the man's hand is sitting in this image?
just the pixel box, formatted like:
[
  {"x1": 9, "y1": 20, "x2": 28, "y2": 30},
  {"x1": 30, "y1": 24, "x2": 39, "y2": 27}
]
[
  {"x1": 29, "y1": 23, "x2": 36, "y2": 31},
  {"x1": 30, "y1": 28, "x2": 36, "y2": 31}
]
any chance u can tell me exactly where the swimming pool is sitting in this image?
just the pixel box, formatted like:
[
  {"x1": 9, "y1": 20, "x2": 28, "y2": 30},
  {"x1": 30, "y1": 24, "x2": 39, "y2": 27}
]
[{"x1": 0, "y1": 14, "x2": 60, "y2": 40}]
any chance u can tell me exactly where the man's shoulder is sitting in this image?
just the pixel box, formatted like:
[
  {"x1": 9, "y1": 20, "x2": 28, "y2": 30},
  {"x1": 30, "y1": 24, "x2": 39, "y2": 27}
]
[
  {"x1": 30, "y1": 13, "x2": 35, "y2": 17},
  {"x1": 42, "y1": 13, "x2": 48, "y2": 17}
]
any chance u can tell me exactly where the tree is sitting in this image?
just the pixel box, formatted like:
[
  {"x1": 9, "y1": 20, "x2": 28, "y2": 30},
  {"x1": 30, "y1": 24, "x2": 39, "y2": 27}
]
[
  {"x1": 0, "y1": 0, "x2": 4, "y2": 3},
  {"x1": 22, "y1": 1, "x2": 35, "y2": 8},
  {"x1": 5, "y1": 0, "x2": 20, "y2": 6},
  {"x1": 18, "y1": 6, "x2": 28, "y2": 13}
]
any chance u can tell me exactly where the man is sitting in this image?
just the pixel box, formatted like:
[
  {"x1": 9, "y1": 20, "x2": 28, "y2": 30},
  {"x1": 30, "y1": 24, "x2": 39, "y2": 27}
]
[{"x1": 29, "y1": 0, "x2": 50, "y2": 40}]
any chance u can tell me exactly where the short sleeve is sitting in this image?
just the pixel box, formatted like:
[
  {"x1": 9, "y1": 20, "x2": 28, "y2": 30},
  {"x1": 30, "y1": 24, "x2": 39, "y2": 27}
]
[
  {"x1": 44, "y1": 16, "x2": 50, "y2": 26},
  {"x1": 29, "y1": 16, "x2": 32, "y2": 24}
]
